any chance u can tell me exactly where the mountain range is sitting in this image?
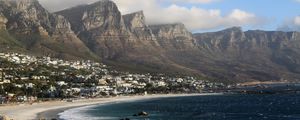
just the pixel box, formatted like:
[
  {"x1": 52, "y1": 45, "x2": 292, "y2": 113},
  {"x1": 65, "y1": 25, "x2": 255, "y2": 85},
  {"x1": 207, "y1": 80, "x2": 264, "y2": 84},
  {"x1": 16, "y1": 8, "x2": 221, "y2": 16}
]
[{"x1": 1, "y1": 0, "x2": 300, "y2": 83}]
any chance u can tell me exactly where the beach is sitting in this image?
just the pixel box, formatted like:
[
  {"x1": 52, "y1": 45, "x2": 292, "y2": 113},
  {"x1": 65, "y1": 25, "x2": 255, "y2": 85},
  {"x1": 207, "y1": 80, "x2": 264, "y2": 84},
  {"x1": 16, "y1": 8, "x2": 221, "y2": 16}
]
[{"x1": 0, "y1": 94, "x2": 207, "y2": 120}]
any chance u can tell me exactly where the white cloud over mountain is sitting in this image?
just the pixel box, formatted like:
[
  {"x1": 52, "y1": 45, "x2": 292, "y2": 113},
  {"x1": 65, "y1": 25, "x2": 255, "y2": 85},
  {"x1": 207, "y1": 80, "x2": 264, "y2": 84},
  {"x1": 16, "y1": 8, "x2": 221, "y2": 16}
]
[
  {"x1": 294, "y1": 16, "x2": 300, "y2": 25},
  {"x1": 39, "y1": 0, "x2": 263, "y2": 31},
  {"x1": 114, "y1": 0, "x2": 263, "y2": 31},
  {"x1": 277, "y1": 16, "x2": 300, "y2": 31}
]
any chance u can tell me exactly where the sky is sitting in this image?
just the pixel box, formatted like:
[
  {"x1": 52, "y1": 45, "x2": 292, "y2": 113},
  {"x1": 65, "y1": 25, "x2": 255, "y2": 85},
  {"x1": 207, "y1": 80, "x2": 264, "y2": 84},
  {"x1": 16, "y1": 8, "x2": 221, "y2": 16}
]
[{"x1": 38, "y1": 0, "x2": 300, "y2": 32}]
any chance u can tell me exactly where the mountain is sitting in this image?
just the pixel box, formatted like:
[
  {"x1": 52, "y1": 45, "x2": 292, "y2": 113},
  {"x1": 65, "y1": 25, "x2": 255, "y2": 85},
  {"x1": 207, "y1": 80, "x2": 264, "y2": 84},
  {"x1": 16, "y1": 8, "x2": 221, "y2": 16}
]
[
  {"x1": 193, "y1": 27, "x2": 300, "y2": 82},
  {"x1": 0, "y1": 0, "x2": 96, "y2": 59},
  {"x1": 1, "y1": 0, "x2": 300, "y2": 83},
  {"x1": 56, "y1": 0, "x2": 199, "y2": 74}
]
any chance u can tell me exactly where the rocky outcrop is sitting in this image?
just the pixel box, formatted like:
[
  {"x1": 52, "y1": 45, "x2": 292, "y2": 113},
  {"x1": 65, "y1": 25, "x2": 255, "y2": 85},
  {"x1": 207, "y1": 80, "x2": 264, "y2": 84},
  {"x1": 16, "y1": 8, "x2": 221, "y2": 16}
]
[
  {"x1": 195, "y1": 27, "x2": 245, "y2": 50},
  {"x1": 150, "y1": 23, "x2": 196, "y2": 50},
  {"x1": 123, "y1": 11, "x2": 157, "y2": 44},
  {"x1": 123, "y1": 11, "x2": 147, "y2": 30},
  {"x1": 57, "y1": 0, "x2": 129, "y2": 59}
]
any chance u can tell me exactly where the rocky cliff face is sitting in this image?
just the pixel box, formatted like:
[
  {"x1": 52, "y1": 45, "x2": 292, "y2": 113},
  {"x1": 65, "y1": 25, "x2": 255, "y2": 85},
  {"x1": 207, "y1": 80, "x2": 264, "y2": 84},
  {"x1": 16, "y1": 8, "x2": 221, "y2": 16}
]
[
  {"x1": 57, "y1": 1, "x2": 200, "y2": 74},
  {"x1": 193, "y1": 28, "x2": 300, "y2": 82},
  {"x1": 150, "y1": 23, "x2": 196, "y2": 50},
  {"x1": 122, "y1": 11, "x2": 161, "y2": 57},
  {"x1": 123, "y1": 11, "x2": 158, "y2": 45},
  {"x1": 0, "y1": 0, "x2": 95, "y2": 59},
  {"x1": 57, "y1": 0, "x2": 129, "y2": 59},
  {"x1": 123, "y1": 11, "x2": 147, "y2": 30}
]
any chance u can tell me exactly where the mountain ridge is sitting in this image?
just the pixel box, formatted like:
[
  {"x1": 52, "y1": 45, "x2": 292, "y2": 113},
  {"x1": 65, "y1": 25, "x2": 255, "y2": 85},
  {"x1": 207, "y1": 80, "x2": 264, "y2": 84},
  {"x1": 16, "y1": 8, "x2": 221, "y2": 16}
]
[{"x1": 0, "y1": 0, "x2": 300, "y2": 82}]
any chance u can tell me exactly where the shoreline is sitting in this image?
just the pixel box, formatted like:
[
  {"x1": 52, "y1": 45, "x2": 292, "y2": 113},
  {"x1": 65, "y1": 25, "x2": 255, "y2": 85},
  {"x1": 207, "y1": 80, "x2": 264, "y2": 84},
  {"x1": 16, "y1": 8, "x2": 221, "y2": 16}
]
[{"x1": 0, "y1": 93, "x2": 220, "y2": 120}]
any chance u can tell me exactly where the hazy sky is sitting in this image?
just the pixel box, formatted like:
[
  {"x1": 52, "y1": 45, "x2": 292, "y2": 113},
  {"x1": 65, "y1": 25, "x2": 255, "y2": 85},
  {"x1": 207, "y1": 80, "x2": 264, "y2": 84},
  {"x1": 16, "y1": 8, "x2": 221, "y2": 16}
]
[{"x1": 38, "y1": 0, "x2": 300, "y2": 32}]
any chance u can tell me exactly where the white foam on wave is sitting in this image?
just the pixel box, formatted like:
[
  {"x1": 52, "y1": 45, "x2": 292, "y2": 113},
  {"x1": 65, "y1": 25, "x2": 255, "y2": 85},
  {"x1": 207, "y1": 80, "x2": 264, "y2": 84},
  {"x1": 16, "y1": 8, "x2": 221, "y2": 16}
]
[{"x1": 58, "y1": 105, "x2": 118, "y2": 120}]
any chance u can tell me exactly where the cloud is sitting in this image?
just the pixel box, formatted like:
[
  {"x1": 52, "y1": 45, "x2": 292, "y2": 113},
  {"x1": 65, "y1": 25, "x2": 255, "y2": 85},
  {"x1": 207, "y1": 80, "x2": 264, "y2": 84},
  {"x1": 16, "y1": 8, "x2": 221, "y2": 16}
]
[
  {"x1": 114, "y1": 0, "x2": 263, "y2": 31},
  {"x1": 38, "y1": 0, "x2": 263, "y2": 31},
  {"x1": 277, "y1": 16, "x2": 300, "y2": 31},
  {"x1": 294, "y1": 16, "x2": 300, "y2": 25}
]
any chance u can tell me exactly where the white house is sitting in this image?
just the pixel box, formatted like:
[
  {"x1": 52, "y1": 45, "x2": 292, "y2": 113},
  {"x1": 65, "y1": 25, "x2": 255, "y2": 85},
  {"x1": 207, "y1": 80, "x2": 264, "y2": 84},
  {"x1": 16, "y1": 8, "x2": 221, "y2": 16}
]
[{"x1": 57, "y1": 81, "x2": 67, "y2": 86}]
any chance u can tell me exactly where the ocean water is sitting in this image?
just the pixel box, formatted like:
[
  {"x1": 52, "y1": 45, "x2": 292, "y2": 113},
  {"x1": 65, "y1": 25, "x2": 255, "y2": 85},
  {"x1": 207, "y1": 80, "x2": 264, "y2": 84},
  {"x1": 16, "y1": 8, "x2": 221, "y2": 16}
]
[{"x1": 59, "y1": 93, "x2": 300, "y2": 120}]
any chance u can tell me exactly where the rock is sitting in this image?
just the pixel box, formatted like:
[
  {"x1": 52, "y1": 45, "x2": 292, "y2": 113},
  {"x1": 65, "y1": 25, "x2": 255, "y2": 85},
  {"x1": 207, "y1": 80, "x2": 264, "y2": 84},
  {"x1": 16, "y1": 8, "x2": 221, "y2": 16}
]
[
  {"x1": 123, "y1": 11, "x2": 159, "y2": 45},
  {"x1": 133, "y1": 111, "x2": 149, "y2": 117},
  {"x1": 123, "y1": 11, "x2": 147, "y2": 30},
  {"x1": 137, "y1": 111, "x2": 148, "y2": 116},
  {"x1": 149, "y1": 23, "x2": 196, "y2": 50}
]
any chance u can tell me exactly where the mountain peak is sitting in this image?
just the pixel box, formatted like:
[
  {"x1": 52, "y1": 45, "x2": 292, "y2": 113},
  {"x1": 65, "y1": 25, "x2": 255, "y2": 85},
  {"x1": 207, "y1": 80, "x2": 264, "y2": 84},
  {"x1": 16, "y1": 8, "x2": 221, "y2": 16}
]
[
  {"x1": 127, "y1": 10, "x2": 144, "y2": 15},
  {"x1": 124, "y1": 11, "x2": 145, "y2": 19},
  {"x1": 222, "y1": 26, "x2": 243, "y2": 32},
  {"x1": 123, "y1": 11, "x2": 147, "y2": 30},
  {"x1": 149, "y1": 23, "x2": 189, "y2": 35},
  {"x1": 89, "y1": 0, "x2": 117, "y2": 8},
  {"x1": 94, "y1": 0, "x2": 111, "y2": 3}
]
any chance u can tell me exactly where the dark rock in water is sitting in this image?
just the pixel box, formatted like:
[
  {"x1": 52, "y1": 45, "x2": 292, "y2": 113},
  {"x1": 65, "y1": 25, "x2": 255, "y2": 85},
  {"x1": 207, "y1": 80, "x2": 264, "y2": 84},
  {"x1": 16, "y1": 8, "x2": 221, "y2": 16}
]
[
  {"x1": 120, "y1": 118, "x2": 130, "y2": 120},
  {"x1": 138, "y1": 111, "x2": 148, "y2": 116},
  {"x1": 133, "y1": 111, "x2": 149, "y2": 117}
]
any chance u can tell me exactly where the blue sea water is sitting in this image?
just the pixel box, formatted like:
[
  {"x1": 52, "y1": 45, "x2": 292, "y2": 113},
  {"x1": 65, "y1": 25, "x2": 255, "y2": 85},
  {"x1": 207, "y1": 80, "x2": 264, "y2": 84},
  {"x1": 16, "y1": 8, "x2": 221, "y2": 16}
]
[{"x1": 59, "y1": 93, "x2": 300, "y2": 120}]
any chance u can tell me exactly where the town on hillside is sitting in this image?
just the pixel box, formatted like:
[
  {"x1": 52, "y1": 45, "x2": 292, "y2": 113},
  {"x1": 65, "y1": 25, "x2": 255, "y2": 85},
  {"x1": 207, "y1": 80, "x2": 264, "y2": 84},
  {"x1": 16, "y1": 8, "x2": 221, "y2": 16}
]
[{"x1": 0, "y1": 53, "x2": 227, "y2": 104}]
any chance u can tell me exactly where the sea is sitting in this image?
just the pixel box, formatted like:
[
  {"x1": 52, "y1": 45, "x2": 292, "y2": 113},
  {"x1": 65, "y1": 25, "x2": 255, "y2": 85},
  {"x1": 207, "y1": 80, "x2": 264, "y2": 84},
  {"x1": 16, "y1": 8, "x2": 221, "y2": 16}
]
[{"x1": 59, "y1": 93, "x2": 300, "y2": 120}]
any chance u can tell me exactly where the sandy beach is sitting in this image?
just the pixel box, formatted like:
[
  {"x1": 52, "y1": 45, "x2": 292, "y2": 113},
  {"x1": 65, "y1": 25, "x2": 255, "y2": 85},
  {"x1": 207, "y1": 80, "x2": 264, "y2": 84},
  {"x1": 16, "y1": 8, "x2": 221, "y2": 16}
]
[{"x1": 0, "y1": 94, "x2": 211, "y2": 120}]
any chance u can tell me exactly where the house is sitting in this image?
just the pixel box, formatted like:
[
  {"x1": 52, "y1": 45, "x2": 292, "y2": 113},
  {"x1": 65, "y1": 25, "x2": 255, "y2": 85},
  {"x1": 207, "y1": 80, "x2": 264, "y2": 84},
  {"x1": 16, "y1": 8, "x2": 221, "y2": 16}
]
[
  {"x1": 102, "y1": 75, "x2": 113, "y2": 80},
  {"x1": 3, "y1": 79, "x2": 10, "y2": 84},
  {"x1": 120, "y1": 83, "x2": 132, "y2": 87},
  {"x1": 17, "y1": 96, "x2": 27, "y2": 102},
  {"x1": 114, "y1": 77, "x2": 122, "y2": 81},
  {"x1": 14, "y1": 84, "x2": 23, "y2": 88},
  {"x1": 57, "y1": 81, "x2": 67, "y2": 86},
  {"x1": 7, "y1": 93, "x2": 15, "y2": 98},
  {"x1": 157, "y1": 81, "x2": 167, "y2": 87},
  {"x1": 25, "y1": 83, "x2": 34, "y2": 88},
  {"x1": 21, "y1": 77, "x2": 30, "y2": 80},
  {"x1": 176, "y1": 78, "x2": 184, "y2": 83},
  {"x1": 98, "y1": 79, "x2": 108, "y2": 86}
]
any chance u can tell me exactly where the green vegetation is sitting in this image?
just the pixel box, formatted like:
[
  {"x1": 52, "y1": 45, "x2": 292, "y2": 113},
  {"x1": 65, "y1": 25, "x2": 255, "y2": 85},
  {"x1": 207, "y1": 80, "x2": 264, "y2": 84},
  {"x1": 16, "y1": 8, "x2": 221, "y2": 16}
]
[{"x1": 0, "y1": 30, "x2": 25, "y2": 52}]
